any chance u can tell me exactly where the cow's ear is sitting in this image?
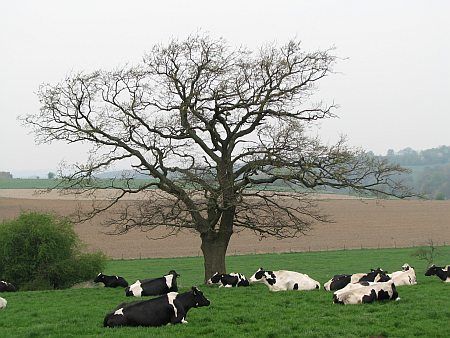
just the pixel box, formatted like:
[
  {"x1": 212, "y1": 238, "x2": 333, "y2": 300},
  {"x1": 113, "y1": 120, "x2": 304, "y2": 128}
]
[{"x1": 192, "y1": 286, "x2": 199, "y2": 294}]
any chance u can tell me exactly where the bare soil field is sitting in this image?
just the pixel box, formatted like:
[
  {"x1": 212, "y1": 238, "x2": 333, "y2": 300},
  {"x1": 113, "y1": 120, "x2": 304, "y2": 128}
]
[{"x1": 1, "y1": 189, "x2": 449, "y2": 259}]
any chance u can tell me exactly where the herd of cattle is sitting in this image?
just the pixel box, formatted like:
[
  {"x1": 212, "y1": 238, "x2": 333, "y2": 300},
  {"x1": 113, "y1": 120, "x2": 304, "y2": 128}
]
[{"x1": 0, "y1": 264, "x2": 449, "y2": 327}]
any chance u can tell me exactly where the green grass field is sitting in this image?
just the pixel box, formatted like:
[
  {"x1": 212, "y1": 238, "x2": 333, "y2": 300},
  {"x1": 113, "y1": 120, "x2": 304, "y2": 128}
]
[
  {"x1": 0, "y1": 178, "x2": 157, "y2": 190},
  {"x1": 0, "y1": 247, "x2": 449, "y2": 337}
]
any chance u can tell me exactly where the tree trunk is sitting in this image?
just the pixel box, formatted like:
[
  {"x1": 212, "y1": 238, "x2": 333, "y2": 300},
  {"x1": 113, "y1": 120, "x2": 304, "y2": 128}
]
[{"x1": 200, "y1": 231, "x2": 232, "y2": 283}]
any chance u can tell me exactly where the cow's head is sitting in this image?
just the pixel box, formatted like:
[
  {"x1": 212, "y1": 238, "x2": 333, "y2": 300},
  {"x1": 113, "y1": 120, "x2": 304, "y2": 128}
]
[
  {"x1": 425, "y1": 264, "x2": 438, "y2": 276},
  {"x1": 0, "y1": 281, "x2": 16, "y2": 292},
  {"x1": 249, "y1": 268, "x2": 276, "y2": 285},
  {"x1": 401, "y1": 263, "x2": 411, "y2": 271},
  {"x1": 375, "y1": 269, "x2": 391, "y2": 282},
  {"x1": 206, "y1": 272, "x2": 222, "y2": 285},
  {"x1": 249, "y1": 268, "x2": 266, "y2": 283},
  {"x1": 168, "y1": 270, "x2": 180, "y2": 277},
  {"x1": 371, "y1": 267, "x2": 386, "y2": 274},
  {"x1": 94, "y1": 273, "x2": 104, "y2": 283},
  {"x1": 191, "y1": 286, "x2": 210, "y2": 307}
]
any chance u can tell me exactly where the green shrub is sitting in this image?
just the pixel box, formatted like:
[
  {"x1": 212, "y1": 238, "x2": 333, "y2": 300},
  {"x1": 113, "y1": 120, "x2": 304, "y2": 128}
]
[
  {"x1": 435, "y1": 191, "x2": 446, "y2": 200},
  {"x1": 0, "y1": 212, "x2": 106, "y2": 290}
]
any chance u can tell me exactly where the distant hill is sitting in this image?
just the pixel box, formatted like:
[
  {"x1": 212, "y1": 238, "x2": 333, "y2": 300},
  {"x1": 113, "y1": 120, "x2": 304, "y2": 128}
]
[
  {"x1": 382, "y1": 145, "x2": 450, "y2": 166},
  {"x1": 379, "y1": 146, "x2": 450, "y2": 200}
]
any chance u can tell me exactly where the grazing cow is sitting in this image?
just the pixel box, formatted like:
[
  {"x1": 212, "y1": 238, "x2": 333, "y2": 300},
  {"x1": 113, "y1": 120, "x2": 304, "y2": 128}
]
[
  {"x1": 324, "y1": 268, "x2": 390, "y2": 291},
  {"x1": 249, "y1": 268, "x2": 320, "y2": 291},
  {"x1": 388, "y1": 263, "x2": 417, "y2": 286},
  {"x1": 206, "y1": 272, "x2": 249, "y2": 287},
  {"x1": 425, "y1": 265, "x2": 450, "y2": 282},
  {"x1": 104, "y1": 286, "x2": 210, "y2": 327},
  {"x1": 333, "y1": 280, "x2": 399, "y2": 305},
  {"x1": 0, "y1": 281, "x2": 17, "y2": 292},
  {"x1": 94, "y1": 273, "x2": 129, "y2": 288},
  {"x1": 126, "y1": 270, "x2": 180, "y2": 297},
  {"x1": 0, "y1": 297, "x2": 6, "y2": 310}
]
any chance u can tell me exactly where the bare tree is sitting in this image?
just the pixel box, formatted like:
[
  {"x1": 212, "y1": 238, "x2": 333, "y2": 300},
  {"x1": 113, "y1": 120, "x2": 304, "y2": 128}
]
[{"x1": 23, "y1": 34, "x2": 412, "y2": 281}]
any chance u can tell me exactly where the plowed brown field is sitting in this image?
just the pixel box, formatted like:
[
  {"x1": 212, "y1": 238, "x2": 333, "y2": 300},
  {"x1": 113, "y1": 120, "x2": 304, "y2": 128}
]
[{"x1": 1, "y1": 189, "x2": 449, "y2": 259}]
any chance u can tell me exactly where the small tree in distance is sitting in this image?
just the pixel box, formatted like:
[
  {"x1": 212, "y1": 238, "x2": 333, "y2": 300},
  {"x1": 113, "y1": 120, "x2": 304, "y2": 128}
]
[{"x1": 23, "y1": 34, "x2": 412, "y2": 281}]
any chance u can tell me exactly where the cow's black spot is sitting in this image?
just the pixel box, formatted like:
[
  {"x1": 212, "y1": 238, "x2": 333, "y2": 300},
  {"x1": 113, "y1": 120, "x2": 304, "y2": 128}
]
[
  {"x1": 254, "y1": 270, "x2": 265, "y2": 280},
  {"x1": 391, "y1": 284, "x2": 399, "y2": 300},
  {"x1": 362, "y1": 289, "x2": 377, "y2": 303},
  {"x1": 315, "y1": 284, "x2": 319, "y2": 289},
  {"x1": 377, "y1": 289, "x2": 390, "y2": 300},
  {"x1": 293, "y1": 283, "x2": 298, "y2": 290},
  {"x1": 329, "y1": 275, "x2": 351, "y2": 291},
  {"x1": 210, "y1": 273, "x2": 222, "y2": 284},
  {"x1": 267, "y1": 278, "x2": 276, "y2": 285},
  {"x1": 221, "y1": 274, "x2": 238, "y2": 286}
]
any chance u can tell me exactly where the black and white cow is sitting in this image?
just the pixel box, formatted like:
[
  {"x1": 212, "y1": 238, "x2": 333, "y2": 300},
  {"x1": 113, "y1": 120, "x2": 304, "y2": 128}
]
[
  {"x1": 388, "y1": 263, "x2": 417, "y2": 286},
  {"x1": 94, "y1": 273, "x2": 129, "y2": 288},
  {"x1": 104, "y1": 286, "x2": 210, "y2": 327},
  {"x1": 0, "y1": 281, "x2": 17, "y2": 292},
  {"x1": 0, "y1": 297, "x2": 6, "y2": 310},
  {"x1": 323, "y1": 268, "x2": 390, "y2": 291},
  {"x1": 249, "y1": 268, "x2": 320, "y2": 291},
  {"x1": 333, "y1": 280, "x2": 399, "y2": 305},
  {"x1": 333, "y1": 280, "x2": 377, "y2": 298},
  {"x1": 206, "y1": 272, "x2": 249, "y2": 287},
  {"x1": 425, "y1": 264, "x2": 450, "y2": 283},
  {"x1": 125, "y1": 270, "x2": 180, "y2": 297}
]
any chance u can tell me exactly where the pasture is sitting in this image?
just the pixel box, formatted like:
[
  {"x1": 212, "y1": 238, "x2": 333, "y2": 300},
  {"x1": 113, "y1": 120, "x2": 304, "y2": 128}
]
[{"x1": 0, "y1": 247, "x2": 449, "y2": 337}]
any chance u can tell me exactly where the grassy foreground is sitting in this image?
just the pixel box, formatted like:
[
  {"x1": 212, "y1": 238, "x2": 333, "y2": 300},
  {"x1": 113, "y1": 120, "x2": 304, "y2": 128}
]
[{"x1": 0, "y1": 247, "x2": 449, "y2": 337}]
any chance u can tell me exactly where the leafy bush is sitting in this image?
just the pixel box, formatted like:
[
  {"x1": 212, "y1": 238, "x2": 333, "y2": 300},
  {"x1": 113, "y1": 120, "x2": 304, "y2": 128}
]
[{"x1": 0, "y1": 212, "x2": 106, "y2": 290}]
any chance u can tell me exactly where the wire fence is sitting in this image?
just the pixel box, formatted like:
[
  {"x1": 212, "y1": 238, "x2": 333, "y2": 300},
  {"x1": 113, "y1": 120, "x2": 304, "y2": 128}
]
[{"x1": 114, "y1": 240, "x2": 449, "y2": 260}]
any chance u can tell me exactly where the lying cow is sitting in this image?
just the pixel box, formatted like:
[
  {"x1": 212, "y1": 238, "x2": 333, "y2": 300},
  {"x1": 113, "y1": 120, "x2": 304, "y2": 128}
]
[
  {"x1": 249, "y1": 268, "x2": 320, "y2": 291},
  {"x1": 0, "y1": 297, "x2": 6, "y2": 310},
  {"x1": 333, "y1": 281, "x2": 377, "y2": 298},
  {"x1": 206, "y1": 272, "x2": 249, "y2": 287},
  {"x1": 104, "y1": 286, "x2": 210, "y2": 327},
  {"x1": 333, "y1": 280, "x2": 399, "y2": 305},
  {"x1": 425, "y1": 264, "x2": 450, "y2": 283},
  {"x1": 0, "y1": 281, "x2": 17, "y2": 292},
  {"x1": 94, "y1": 273, "x2": 129, "y2": 288},
  {"x1": 126, "y1": 270, "x2": 180, "y2": 297},
  {"x1": 324, "y1": 268, "x2": 390, "y2": 291},
  {"x1": 388, "y1": 263, "x2": 417, "y2": 286}
]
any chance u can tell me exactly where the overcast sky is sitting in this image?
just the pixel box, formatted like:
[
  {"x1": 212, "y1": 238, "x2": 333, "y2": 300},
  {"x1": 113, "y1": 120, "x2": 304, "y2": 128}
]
[{"x1": 1, "y1": 1, "x2": 449, "y2": 176}]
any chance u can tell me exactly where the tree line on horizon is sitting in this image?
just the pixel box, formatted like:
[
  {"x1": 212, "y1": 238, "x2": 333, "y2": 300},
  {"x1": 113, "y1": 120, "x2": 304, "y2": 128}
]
[
  {"x1": 3, "y1": 145, "x2": 450, "y2": 200},
  {"x1": 380, "y1": 145, "x2": 450, "y2": 200}
]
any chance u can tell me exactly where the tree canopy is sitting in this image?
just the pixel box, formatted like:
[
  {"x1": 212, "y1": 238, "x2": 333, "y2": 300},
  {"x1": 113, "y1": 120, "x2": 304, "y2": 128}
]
[{"x1": 23, "y1": 34, "x2": 412, "y2": 279}]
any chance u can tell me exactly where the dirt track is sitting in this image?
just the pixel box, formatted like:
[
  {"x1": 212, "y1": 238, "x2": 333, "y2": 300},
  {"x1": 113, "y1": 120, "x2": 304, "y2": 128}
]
[{"x1": 1, "y1": 190, "x2": 449, "y2": 259}]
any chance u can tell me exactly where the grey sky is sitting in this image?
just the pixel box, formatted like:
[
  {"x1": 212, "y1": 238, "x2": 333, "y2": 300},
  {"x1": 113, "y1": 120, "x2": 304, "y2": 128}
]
[{"x1": 1, "y1": 0, "x2": 449, "y2": 176}]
